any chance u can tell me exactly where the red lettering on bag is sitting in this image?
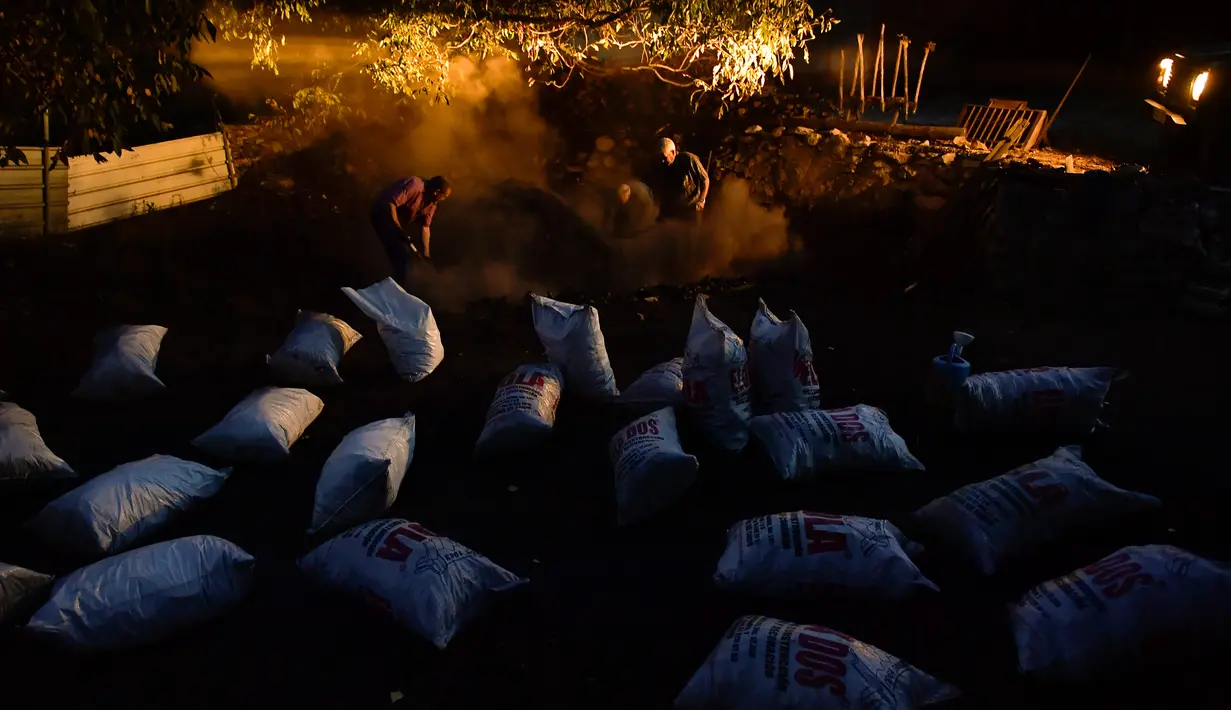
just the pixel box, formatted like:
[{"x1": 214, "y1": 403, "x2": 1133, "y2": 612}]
[
  {"x1": 500, "y1": 371, "x2": 547, "y2": 389},
  {"x1": 729, "y1": 364, "x2": 750, "y2": 393},
  {"x1": 1081, "y1": 551, "x2": 1154, "y2": 598},
  {"x1": 801, "y1": 513, "x2": 849, "y2": 555},
  {"x1": 793, "y1": 629, "x2": 850, "y2": 695},
  {"x1": 793, "y1": 354, "x2": 819, "y2": 387},
  {"x1": 827, "y1": 409, "x2": 870, "y2": 444},
  {"x1": 648, "y1": 418, "x2": 659, "y2": 435},
  {"x1": 1014, "y1": 469, "x2": 1070, "y2": 506},
  {"x1": 684, "y1": 380, "x2": 710, "y2": 407},
  {"x1": 374, "y1": 523, "x2": 434, "y2": 563}
]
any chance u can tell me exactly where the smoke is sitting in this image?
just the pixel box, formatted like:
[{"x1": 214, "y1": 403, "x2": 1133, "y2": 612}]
[
  {"x1": 201, "y1": 38, "x2": 796, "y2": 310},
  {"x1": 603, "y1": 178, "x2": 797, "y2": 290}
]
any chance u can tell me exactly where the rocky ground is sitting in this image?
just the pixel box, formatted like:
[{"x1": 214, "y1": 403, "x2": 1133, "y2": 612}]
[{"x1": 2, "y1": 74, "x2": 1230, "y2": 709}]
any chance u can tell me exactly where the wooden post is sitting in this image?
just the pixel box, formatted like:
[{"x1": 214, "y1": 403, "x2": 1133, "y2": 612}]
[
  {"x1": 41, "y1": 110, "x2": 50, "y2": 237},
  {"x1": 857, "y1": 34, "x2": 866, "y2": 110},
  {"x1": 890, "y1": 37, "x2": 904, "y2": 100},
  {"x1": 914, "y1": 42, "x2": 936, "y2": 110},
  {"x1": 849, "y1": 37, "x2": 861, "y2": 98},
  {"x1": 220, "y1": 129, "x2": 238, "y2": 189},
  {"x1": 902, "y1": 38, "x2": 911, "y2": 118},
  {"x1": 874, "y1": 25, "x2": 886, "y2": 112},
  {"x1": 838, "y1": 49, "x2": 845, "y2": 114},
  {"x1": 213, "y1": 101, "x2": 238, "y2": 189},
  {"x1": 1042, "y1": 53, "x2": 1092, "y2": 146}
]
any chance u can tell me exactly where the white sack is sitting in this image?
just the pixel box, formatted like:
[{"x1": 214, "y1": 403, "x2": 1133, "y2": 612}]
[
  {"x1": 299, "y1": 518, "x2": 527, "y2": 649},
  {"x1": 267, "y1": 310, "x2": 362, "y2": 386},
  {"x1": 618, "y1": 358, "x2": 684, "y2": 409},
  {"x1": 342, "y1": 277, "x2": 444, "y2": 383},
  {"x1": 955, "y1": 366, "x2": 1116, "y2": 433},
  {"x1": 610, "y1": 407, "x2": 698, "y2": 525},
  {"x1": 1011, "y1": 545, "x2": 1231, "y2": 680},
  {"x1": 0, "y1": 401, "x2": 75, "y2": 482},
  {"x1": 73, "y1": 325, "x2": 169, "y2": 401},
  {"x1": 676, "y1": 615, "x2": 961, "y2": 710},
  {"x1": 530, "y1": 294, "x2": 618, "y2": 400},
  {"x1": 913, "y1": 445, "x2": 1160, "y2": 575},
  {"x1": 0, "y1": 563, "x2": 54, "y2": 626},
  {"x1": 474, "y1": 363, "x2": 563, "y2": 458},
  {"x1": 192, "y1": 387, "x2": 323, "y2": 462},
  {"x1": 26, "y1": 455, "x2": 232, "y2": 558},
  {"x1": 26, "y1": 535, "x2": 255, "y2": 650},
  {"x1": 308, "y1": 413, "x2": 416, "y2": 536},
  {"x1": 714, "y1": 511, "x2": 937, "y2": 600},
  {"x1": 682, "y1": 296, "x2": 752, "y2": 452},
  {"x1": 748, "y1": 299, "x2": 820, "y2": 413},
  {"x1": 751, "y1": 406, "x2": 924, "y2": 481}
]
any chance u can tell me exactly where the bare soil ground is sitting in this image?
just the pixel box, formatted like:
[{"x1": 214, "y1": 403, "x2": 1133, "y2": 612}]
[{"x1": 1, "y1": 79, "x2": 1229, "y2": 709}]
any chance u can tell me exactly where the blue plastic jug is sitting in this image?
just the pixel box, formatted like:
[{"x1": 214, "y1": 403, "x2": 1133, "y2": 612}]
[{"x1": 927, "y1": 332, "x2": 973, "y2": 407}]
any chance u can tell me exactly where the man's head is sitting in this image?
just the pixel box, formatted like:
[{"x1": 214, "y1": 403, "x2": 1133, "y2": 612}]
[
  {"x1": 657, "y1": 137, "x2": 677, "y2": 166},
  {"x1": 425, "y1": 176, "x2": 452, "y2": 204},
  {"x1": 617, "y1": 183, "x2": 632, "y2": 204}
]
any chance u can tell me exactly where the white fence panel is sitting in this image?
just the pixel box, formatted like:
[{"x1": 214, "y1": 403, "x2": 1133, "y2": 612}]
[
  {"x1": 0, "y1": 148, "x2": 68, "y2": 235},
  {"x1": 66, "y1": 132, "x2": 235, "y2": 230}
]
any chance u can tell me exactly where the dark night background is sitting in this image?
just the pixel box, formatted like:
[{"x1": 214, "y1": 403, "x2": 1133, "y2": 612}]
[{"x1": 823, "y1": 0, "x2": 1216, "y2": 88}]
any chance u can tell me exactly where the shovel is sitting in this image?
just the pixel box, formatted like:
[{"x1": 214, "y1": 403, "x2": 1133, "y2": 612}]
[{"x1": 407, "y1": 241, "x2": 437, "y2": 271}]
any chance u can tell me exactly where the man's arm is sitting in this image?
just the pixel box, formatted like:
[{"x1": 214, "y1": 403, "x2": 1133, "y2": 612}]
[
  {"x1": 388, "y1": 202, "x2": 403, "y2": 229},
  {"x1": 417, "y1": 202, "x2": 437, "y2": 258},
  {"x1": 694, "y1": 155, "x2": 710, "y2": 209}
]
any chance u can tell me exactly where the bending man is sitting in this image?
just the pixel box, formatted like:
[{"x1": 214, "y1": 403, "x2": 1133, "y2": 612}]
[
  {"x1": 369, "y1": 175, "x2": 452, "y2": 288},
  {"x1": 653, "y1": 138, "x2": 709, "y2": 225}
]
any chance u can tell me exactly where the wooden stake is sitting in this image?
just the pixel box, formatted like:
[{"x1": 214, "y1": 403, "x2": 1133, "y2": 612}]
[
  {"x1": 849, "y1": 36, "x2": 861, "y2": 98},
  {"x1": 901, "y1": 37, "x2": 912, "y2": 117},
  {"x1": 875, "y1": 25, "x2": 886, "y2": 111},
  {"x1": 890, "y1": 36, "x2": 904, "y2": 99},
  {"x1": 913, "y1": 41, "x2": 936, "y2": 110},
  {"x1": 838, "y1": 48, "x2": 845, "y2": 114},
  {"x1": 857, "y1": 34, "x2": 866, "y2": 109}
]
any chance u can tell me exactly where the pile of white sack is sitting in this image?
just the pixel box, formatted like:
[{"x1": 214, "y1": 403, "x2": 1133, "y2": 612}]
[{"x1": 5, "y1": 274, "x2": 1214, "y2": 709}]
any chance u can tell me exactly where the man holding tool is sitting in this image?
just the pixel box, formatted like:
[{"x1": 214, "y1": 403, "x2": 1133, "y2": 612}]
[{"x1": 369, "y1": 175, "x2": 452, "y2": 288}]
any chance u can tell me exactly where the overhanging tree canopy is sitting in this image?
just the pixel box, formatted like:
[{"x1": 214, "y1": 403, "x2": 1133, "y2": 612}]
[
  {"x1": 0, "y1": 0, "x2": 216, "y2": 164},
  {"x1": 1, "y1": 0, "x2": 835, "y2": 163}
]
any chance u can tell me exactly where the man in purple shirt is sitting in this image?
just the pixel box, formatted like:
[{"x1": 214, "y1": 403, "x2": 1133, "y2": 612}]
[{"x1": 369, "y1": 175, "x2": 452, "y2": 288}]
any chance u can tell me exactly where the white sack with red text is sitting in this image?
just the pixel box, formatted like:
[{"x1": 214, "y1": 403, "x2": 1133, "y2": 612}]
[
  {"x1": 610, "y1": 407, "x2": 698, "y2": 525},
  {"x1": 955, "y1": 366, "x2": 1117, "y2": 434},
  {"x1": 675, "y1": 615, "x2": 960, "y2": 710},
  {"x1": 751, "y1": 405, "x2": 924, "y2": 481},
  {"x1": 913, "y1": 445, "x2": 1160, "y2": 574},
  {"x1": 714, "y1": 511, "x2": 937, "y2": 600},
  {"x1": 473, "y1": 363, "x2": 563, "y2": 458},
  {"x1": 1010, "y1": 544, "x2": 1231, "y2": 680},
  {"x1": 683, "y1": 296, "x2": 751, "y2": 452},
  {"x1": 748, "y1": 299, "x2": 820, "y2": 413},
  {"x1": 299, "y1": 518, "x2": 527, "y2": 649}
]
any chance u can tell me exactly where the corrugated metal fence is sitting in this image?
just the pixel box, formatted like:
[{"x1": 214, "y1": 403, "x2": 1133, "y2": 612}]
[
  {"x1": 0, "y1": 131, "x2": 236, "y2": 236},
  {"x1": 0, "y1": 148, "x2": 68, "y2": 235}
]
